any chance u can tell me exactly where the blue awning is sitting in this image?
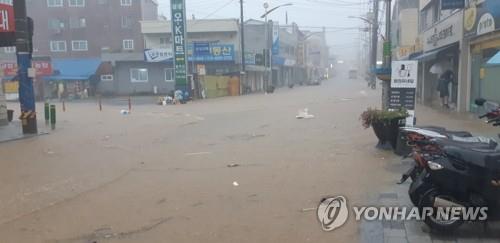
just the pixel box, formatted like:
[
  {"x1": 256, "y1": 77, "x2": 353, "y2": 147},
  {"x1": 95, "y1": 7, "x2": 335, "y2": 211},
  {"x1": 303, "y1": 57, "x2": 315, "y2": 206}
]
[
  {"x1": 411, "y1": 43, "x2": 458, "y2": 61},
  {"x1": 487, "y1": 51, "x2": 500, "y2": 66},
  {"x1": 44, "y1": 58, "x2": 101, "y2": 81}
]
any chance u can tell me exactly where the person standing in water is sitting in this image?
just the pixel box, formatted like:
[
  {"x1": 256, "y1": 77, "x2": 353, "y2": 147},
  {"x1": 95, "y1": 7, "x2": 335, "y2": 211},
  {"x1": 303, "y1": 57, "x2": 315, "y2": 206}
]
[{"x1": 437, "y1": 69, "x2": 454, "y2": 109}]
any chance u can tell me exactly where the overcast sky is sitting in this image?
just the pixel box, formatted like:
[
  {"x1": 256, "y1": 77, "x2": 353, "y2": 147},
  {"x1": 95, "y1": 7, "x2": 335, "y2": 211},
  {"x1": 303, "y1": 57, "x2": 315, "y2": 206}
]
[{"x1": 157, "y1": 0, "x2": 382, "y2": 62}]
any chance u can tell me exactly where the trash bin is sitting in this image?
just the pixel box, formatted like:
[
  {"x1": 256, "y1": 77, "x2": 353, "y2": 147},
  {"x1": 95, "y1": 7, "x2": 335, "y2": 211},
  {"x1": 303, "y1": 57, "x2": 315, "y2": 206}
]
[{"x1": 395, "y1": 128, "x2": 412, "y2": 156}]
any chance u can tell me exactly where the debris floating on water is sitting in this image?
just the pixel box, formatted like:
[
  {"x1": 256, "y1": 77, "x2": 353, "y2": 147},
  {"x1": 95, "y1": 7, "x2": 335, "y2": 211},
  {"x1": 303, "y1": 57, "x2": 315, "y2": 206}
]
[
  {"x1": 233, "y1": 181, "x2": 239, "y2": 187},
  {"x1": 227, "y1": 163, "x2": 239, "y2": 168},
  {"x1": 301, "y1": 207, "x2": 317, "y2": 212},
  {"x1": 296, "y1": 108, "x2": 315, "y2": 119}
]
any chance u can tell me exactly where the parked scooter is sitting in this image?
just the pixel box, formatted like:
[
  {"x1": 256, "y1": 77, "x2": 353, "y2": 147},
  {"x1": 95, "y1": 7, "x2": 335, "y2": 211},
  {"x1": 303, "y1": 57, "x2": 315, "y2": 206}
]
[{"x1": 400, "y1": 100, "x2": 500, "y2": 232}]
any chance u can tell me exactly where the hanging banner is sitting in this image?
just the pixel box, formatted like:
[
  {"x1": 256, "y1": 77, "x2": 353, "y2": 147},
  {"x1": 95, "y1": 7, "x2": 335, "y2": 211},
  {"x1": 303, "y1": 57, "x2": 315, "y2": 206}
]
[
  {"x1": 272, "y1": 22, "x2": 280, "y2": 55},
  {"x1": 0, "y1": 0, "x2": 14, "y2": 33},
  {"x1": 144, "y1": 49, "x2": 174, "y2": 62},
  {"x1": 1, "y1": 61, "x2": 52, "y2": 76},
  {"x1": 170, "y1": 0, "x2": 188, "y2": 89},
  {"x1": 390, "y1": 61, "x2": 419, "y2": 126}
]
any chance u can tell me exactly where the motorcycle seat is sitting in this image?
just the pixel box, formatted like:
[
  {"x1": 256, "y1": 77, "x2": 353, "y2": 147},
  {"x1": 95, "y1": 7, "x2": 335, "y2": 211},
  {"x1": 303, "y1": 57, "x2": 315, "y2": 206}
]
[
  {"x1": 435, "y1": 138, "x2": 498, "y2": 150},
  {"x1": 444, "y1": 146, "x2": 500, "y2": 169}
]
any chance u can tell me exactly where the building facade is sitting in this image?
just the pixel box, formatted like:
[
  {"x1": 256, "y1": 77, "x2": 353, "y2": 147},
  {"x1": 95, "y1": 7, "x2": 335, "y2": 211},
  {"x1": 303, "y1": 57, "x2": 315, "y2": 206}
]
[
  {"x1": 21, "y1": 0, "x2": 158, "y2": 58},
  {"x1": 99, "y1": 19, "x2": 242, "y2": 97},
  {"x1": 0, "y1": 0, "x2": 158, "y2": 100},
  {"x1": 463, "y1": 0, "x2": 500, "y2": 111},
  {"x1": 400, "y1": 0, "x2": 467, "y2": 111},
  {"x1": 243, "y1": 19, "x2": 267, "y2": 92}
]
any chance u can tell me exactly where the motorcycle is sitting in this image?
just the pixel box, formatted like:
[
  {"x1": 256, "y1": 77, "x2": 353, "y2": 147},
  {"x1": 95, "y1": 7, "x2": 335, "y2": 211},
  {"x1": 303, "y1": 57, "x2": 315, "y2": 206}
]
[
  {"x1": 400, "y1": 102, "x2": 500, "y2": 232},
  {"x1": 398, "y1": 127, "x2": 497, "y2": 205}
]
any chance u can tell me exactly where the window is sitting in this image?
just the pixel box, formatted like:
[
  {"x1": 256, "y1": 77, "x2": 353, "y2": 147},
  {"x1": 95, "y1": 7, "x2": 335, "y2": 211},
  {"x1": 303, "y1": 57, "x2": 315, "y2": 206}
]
[
  {"x1": 98, "y1": 0, "x2": 107, "y2": 4},
  {"x1": 68, "y1": 0, "x2": 85, "y2": 7},
  {"x1": 100, "y1": 74, "x2": 114, "y2": 81},
  {"x1": 4, "y1": 46, "x2": 15, "y2": 53},
  {"x1": 165, "y1": 68, "x2": 174, "y2": 82},
  {"x1": 71, "y1": 40, "x2": 88, "y2": 51},
  {"x1": 48, "y1": 18, "x2": 64, "y2": 30},
  {"x1": 130, "y1": 68, "x2": 148, "y2": 82},
  {"x1": 69, "y1": 17, "x2": 86, "y2": 29},
  {"x1": 160, "y1": 37, "x2": 168, "y2": 45},
  {"x1": 50, "y1": 41, "x2": 67, "y2": 52},
  {"x1": 123, "y1": 39, "x2": 134, "y2": 50},
  {"x1": 121, "y1": 16, "x2": 132, "y2": 29},
  {"x1": 121, "y1": 0, "x2": 132, "y2": 6},
  {"x1": 47, "y1": 0, "x2": 63, "y2": 7}
]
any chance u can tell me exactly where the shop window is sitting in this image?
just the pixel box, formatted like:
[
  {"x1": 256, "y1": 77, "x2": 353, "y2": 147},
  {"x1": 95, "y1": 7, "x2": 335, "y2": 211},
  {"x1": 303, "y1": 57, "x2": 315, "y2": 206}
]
[
  {"x1": 165, "y1": 68, "x2": 174, "y2": 82},
  {"x1": 130, "y1": 68, "x2": 148, "y2": 82}
]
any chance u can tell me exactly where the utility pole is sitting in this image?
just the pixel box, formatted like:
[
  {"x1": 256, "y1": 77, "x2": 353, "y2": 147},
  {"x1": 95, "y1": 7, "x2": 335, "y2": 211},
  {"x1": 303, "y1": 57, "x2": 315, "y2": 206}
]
[
  {"x1": 14, "y1": 0, "x2": 36, "y2": 134},
  {"x1": 381, "y1": 0, "x2": 392, "y2": 110},
  {"x1": 370, "y1": 0, "x2": 379, "y2": 89},
  {"x1": 239, "y1": 0, "x2": 245, "y2": 95}
]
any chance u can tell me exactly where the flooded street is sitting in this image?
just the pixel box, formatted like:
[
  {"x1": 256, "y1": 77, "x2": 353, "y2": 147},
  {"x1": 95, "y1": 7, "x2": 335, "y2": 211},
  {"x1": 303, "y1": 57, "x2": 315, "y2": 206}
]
[{"x1": 0, "y1": 76, "x2": 398, "y2": 242}]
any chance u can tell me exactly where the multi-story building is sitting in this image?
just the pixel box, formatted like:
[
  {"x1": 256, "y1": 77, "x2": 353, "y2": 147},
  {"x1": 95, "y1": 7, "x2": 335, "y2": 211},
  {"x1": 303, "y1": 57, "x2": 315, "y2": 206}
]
[
  {"x1": 0, "y1": 0, "x2": 158, "y2": 100},
  {"x1": 22, "y1": 0, "x2": 158, "y2": 58}
]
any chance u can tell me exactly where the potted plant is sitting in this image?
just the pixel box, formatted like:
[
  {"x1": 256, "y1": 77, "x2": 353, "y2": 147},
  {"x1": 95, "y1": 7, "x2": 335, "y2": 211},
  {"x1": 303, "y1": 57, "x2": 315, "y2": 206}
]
[{"x1": 360, "y1": 108, "x2": 408, "y2": 149}]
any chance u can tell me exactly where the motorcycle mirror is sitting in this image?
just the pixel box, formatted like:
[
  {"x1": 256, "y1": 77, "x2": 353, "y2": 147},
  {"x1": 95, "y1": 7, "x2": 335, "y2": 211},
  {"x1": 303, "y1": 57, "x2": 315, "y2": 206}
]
[{"x1": 475, "y1": 98, "x2": 487, "y2": 107}]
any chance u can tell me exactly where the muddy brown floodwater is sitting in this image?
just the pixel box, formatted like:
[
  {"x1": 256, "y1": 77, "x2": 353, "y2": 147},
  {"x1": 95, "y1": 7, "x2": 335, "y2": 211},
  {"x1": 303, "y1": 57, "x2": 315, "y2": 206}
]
[{"x1": 0, "y1": 74, "x2": 397, "y2": 243}]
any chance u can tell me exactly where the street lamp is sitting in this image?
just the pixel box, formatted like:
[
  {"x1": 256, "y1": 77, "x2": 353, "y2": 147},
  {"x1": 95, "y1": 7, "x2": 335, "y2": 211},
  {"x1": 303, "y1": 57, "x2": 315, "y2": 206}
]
[
  {"x1": 260, "y1": 3, "x2": 293, "y2": 19},
  {"x1": 348, "y1": 15, "x2": 378, "y2": 90},
  {"x1": 260, "y1": 2, "x2": 293, "y2": 90},
  {"x1": 348, "y1": 16, "x2": 375, "y2": 26}
]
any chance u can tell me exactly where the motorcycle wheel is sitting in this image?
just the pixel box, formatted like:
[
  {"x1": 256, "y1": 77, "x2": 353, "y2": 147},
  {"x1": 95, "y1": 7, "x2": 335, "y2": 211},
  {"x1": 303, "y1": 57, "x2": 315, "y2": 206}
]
[{"x1": 418, "y1": 188, "x2": 464, "y2": 233}]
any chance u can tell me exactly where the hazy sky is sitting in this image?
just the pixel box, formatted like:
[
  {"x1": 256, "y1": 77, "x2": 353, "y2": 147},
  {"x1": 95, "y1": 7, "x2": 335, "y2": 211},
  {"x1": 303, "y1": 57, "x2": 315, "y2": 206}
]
[{"x1": 157, "y1": 0, "x2": 380, "y2": 62}]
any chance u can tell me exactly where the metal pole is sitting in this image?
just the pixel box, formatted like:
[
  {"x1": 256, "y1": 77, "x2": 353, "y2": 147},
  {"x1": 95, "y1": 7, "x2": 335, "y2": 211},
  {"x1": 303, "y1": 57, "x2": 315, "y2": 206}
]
[
  {"x1": 370, "y1": 0, "x2": 379, "y2": 89},
  {"x1": 269, "y1": 20, "x2": 273, "y2": 88},
  {"x1": 239, "y1": 0, "x2": 245, "y2": 95},
  {"x1": 382, "y1": 0, "x2": 391, "y2": 110},
  {"x1": 264, "y1": 14, "x2": 268, "y2": 90},
  {"x1": 14, "y1": 0, "x2": 37, "y2": 134}
]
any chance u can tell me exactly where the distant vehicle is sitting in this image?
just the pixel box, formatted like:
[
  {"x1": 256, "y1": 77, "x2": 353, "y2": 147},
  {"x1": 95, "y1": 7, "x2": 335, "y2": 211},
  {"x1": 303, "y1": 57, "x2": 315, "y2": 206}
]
[{"x1": 348, "y1": 70, "x2": 358, "y2": 79}]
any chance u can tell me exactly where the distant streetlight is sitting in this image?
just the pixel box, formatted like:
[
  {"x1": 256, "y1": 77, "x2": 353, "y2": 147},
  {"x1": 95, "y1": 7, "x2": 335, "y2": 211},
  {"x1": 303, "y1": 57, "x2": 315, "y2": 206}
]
[
  {"x1": 261, "y1": 3, "x2": 293, "y2": 18},
  {"x1": 348, "y1": 16, "x2": 375, "y2": 26},
  {"x1": 260, "y1": 2, "x2": 293, "y2": 90}
]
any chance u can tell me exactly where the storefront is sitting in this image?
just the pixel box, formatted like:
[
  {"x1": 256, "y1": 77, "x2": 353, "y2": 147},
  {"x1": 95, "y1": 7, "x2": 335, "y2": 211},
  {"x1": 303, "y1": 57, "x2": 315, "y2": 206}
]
[
  {"x1": 102, "y1": 44, "x2": 239, "y2": 97},
  {"x1": 44, "y1": 58, "x2": 100, "y2": 100},
  {"x1": 1, "y1": 57, "x2": 52, "y2": 101},
  {"x1": 414, "y1": 11, "x2": 464, "y2": 110},
  {"x1": 464, "y1": 0, "x2": 500, "y2": 111}
]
